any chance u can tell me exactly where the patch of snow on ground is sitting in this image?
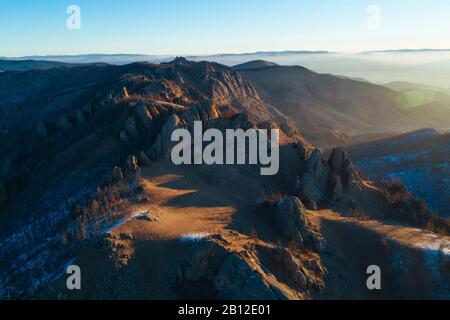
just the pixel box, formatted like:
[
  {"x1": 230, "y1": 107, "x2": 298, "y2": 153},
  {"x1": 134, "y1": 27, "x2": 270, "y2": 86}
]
[
  {"x1": 179, "y1": 232, "x2": 211, "y2": 242},
  {"x1": 104, "y1": 210, "x2": 150, "y2": 233},
  {"x1": 416, "y1": 236, "x2": 450, "y2": 297},
  {"x1": 416, "y1": 237, "x2": 450, "y2": 257}
]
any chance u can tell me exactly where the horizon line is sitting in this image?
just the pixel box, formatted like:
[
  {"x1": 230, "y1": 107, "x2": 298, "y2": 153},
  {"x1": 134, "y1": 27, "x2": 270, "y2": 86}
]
[{"x1": 3, "y1": 48, "x2": 450, "y2": 60}]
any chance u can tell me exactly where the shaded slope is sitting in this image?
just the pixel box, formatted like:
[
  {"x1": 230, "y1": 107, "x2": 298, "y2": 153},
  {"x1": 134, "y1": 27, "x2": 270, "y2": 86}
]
[
  {"x1": 237, "y1": 62, "x2": 450, "y2": 146},
  {"x1": 347, "y1": 129, "x2": 450, "y2": 217}
]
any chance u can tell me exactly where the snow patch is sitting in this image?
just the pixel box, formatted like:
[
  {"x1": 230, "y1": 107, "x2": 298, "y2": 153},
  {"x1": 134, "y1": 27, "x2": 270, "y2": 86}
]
[
  {"x1": 416, "y1": 237, "x2": 450, "y2": 257},
  {"x1": 104, "y1": 210, "x2": 150, "y2": 233},
  {"x1": 179, "y1": 232, "x2": 211, "y2": 242}
]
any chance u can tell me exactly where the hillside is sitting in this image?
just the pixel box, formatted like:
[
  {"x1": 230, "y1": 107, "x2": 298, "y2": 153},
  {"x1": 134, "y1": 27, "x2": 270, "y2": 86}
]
[
  {"x1": 237, "y1": 61, "x2": 450, "y2": 147},
  {"x1": 0, "y1": 59, "x2": 89, "y2": 72},
  {"x1": 234, "y1": 60, "x2": 279, "y2": 71},
  {"x1": 347, "y1": 129, "x2": 450, "y2": 217}
]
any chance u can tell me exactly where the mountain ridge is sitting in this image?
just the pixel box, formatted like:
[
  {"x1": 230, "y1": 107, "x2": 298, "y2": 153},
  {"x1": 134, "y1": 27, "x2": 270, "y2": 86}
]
[{"x1": 0, "y1": 58, "x2": 448, "y2": 299}]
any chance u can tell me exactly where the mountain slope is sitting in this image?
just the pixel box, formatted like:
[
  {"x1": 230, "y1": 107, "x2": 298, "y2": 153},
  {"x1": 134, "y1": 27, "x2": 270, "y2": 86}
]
[
  {"x1": 0, "y1": 59, "x2": 97, "y2": 72},
  {"x1": 234, "y1": 60, "x2": 279, "y2": 71},
  {"x1": 237, "y1": 61, "x2": 450, "y2": 146},
  {"x1": 347, "y1": 129, "x2": 450, "y2": 217}
]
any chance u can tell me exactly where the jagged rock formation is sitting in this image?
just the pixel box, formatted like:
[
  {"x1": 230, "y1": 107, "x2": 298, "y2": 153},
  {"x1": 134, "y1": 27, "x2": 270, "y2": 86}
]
[
  {"x1": 176, "y1": 240, "x2": 278, "y2": 300},
  {"x1": 273, "y1": 197, "x2": 325, "y2": 250},
  {"x1": 112, "y1": 166, "x2": 124, "y2": 180},
  {"x1": 259, "y1": 195, "x2": 325, "y2": 250},
  {"x1": 295, "y1": 147, "x2": 364, "y2": 208}
]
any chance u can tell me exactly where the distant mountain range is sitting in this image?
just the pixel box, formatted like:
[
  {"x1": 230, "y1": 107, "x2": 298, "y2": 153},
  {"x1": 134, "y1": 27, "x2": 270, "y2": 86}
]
[
  {"x1": 363, "y1": 48, "x2": 450, "y2": 54},
  {"x1": 4, "y1": 49, "x2": 450, "y2": 87},
  {"x1": 0, "y1": 54, "x2": 168, "y2": 65},
  {"x1": 0, "y1": 59, "x2": 77, "y2": 72}
]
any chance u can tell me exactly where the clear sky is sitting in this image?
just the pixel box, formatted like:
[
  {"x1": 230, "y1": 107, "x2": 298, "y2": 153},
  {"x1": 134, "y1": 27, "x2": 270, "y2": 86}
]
[{"x1": 1, "y1": 0, "x2": 450, "y2": 57}]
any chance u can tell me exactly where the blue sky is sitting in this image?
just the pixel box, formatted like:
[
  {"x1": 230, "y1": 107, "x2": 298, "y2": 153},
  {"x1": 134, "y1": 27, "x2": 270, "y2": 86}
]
[{"x1": 1, "y1": 0, "x2": 450, "y2": 57}]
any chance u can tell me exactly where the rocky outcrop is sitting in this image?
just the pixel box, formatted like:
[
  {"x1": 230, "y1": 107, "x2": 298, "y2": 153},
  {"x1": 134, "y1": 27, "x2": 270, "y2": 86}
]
[
  {"x1": 145, "y1": 99, "x2": 254, "y2": 160},
  {"x1": 260, "y1": 246, "x2": 326, "y2": 291},
  {"x1": 272, "y1": 197, "x2": 324, "y2": 250},
  {"x1": 176, "y1": 240, "x2": 277, "y2": 300},
  {"x1": 177, "y1": 240, "x2": 228, "y2": 284},
  {"x1": 112, "y1": 166, "x2": 124, "y2": 180},
  {"x1": 124, "y1": 117, "x2": 139, "y2": 139},
  {"x1": 213, "y1": 254, "x2": 276, "y2": 299},
  {"x1": 295, "y1": 147, "x2": 363, "y2": 208},
  {"x1": 138, "y1": 151, "x2": 151, "y2": 167},
  {"x1": 121, "y1": 86, "x2": 130, "y2": 100},
  {"x1": 125, "y1": 155, "x2": 140, "y2": 174},
  {"x1": 331, "y1": 175, "x2": 344, "y2": 201},
  {"x1": 134, "y1": 103, "x2": 154, "y2": 130},
  {"x1": 148, "y1": 114, "x2": 183, "y2": 159}
]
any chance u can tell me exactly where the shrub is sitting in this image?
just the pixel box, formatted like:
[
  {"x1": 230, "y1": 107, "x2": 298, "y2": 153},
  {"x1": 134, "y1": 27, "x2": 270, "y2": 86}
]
[
  {"x1": 380, "y1": 179, "x2": 449, "y2": 236},
  {"x1": 71, "y1": 181, "x2": 134, "y2": 239},
  {"x1": 383, "y1": 179, "x2": 410, "y2": 203}
]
